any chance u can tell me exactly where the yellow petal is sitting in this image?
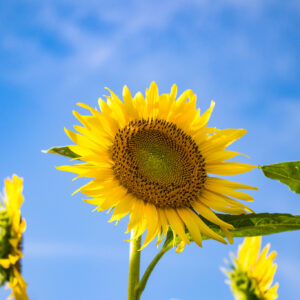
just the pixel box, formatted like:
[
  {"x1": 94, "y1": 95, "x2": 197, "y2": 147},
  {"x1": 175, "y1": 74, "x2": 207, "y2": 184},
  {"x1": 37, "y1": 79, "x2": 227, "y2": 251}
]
[
  {"x1": 206, "y1": 177, "x2": 258, "y2": 190},
  {"x1": 176, "y1": 241, "x2": 186, "y2": 253},
  {"x1": 192, "y1": 100, "x2": 215, "y2": 130},
  {"x1": 109, "y1": 195, "x2": 133, "y2": 222},
  {"x1": 201, "y1": 128, "x2": 246, "y2": 153},
  {"x1": 205, "y1": 183, "x2": 254, "y2": 201},
  {"x1": 164, "y1": 209, "x2": 190, "y2": 245},
  {"x1": 177, "y1": 209, "x2": 202, "y2": 247},
  {"x1": 206, "y1": 162, "x2": 256, "y2": 175},
  {"x1": 205, "y1": 150, "x2": 244, "y2": 164},
  {"x1": 192, "y1": 201, "x2": 234, "y2": 229}
]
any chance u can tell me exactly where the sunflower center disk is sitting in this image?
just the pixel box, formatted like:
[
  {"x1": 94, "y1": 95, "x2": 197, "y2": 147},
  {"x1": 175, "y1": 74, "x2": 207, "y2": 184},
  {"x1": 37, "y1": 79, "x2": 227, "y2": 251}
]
[
  {"x1": 112, "y1": 119, "x2": 206, "y2": 208},
  {"x1": 133, "y1": 131, "x2": 182, "y2": 184}
]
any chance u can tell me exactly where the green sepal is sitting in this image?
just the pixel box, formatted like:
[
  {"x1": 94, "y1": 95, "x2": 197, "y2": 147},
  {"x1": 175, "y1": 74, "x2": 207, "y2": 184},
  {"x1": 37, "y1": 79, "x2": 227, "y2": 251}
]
[
  {"x1": 229, "y1": 268, "x2": 261, "y2": 300},
  {"x1": 0, "y1": 211, "x2": 11, "y2": 258},
  {"x1": 0, "y1": 211, "x2": 12, "y2": 286},
  {"x1": 0, "y1": 267, "x2": 9, "y2": 287},
  {"x1": 261, "y1": 161, "x2": 300, "y2": 194},
  {"x1": 42, "y1": 146, "x2": 80, "y2": 159}
]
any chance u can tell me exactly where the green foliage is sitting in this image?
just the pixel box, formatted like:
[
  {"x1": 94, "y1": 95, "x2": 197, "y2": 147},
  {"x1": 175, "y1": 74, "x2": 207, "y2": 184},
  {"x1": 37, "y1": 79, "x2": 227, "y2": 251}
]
[
  {"x1": 42, "y1": 146, "x2": 80, "y2": 159},
  {"x1": 192, "y1": 213, "x2": 300, "y2": 242},
  {"x1": 211, "y1": 213, "x2": 300, "y2": 238},
  {"x1": 261, "y1": 161, "x2": 300, "y2": 194},
  {"x1": 164, "y1": 213, "x2": 300, "y2": 247}
]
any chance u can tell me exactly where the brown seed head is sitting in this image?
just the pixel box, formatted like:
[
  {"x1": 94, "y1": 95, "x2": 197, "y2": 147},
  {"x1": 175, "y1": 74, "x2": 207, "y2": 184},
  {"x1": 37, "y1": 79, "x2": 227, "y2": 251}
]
[{"x1": 112, "y1": 119, "x2": 206, "y2": 208}]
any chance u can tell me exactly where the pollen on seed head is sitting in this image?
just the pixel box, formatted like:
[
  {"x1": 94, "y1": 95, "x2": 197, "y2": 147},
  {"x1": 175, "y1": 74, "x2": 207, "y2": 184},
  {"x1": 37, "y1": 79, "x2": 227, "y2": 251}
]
[{"x1": 112, "y1": 119, "x2": 206, "y2": 209}]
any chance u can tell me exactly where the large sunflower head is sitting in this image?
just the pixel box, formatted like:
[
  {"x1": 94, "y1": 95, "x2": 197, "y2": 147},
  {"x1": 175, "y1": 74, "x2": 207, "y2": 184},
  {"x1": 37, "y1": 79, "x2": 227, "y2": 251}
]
[
  {"x1": 0, "y1": 175, "x2": 28, "y2": 300},
  {"x1": 224, "y1": 236, "x2": 278, "y2": 300},
  {"x1": 58, "y1": 82, "x2": 257, "y2": 249}
]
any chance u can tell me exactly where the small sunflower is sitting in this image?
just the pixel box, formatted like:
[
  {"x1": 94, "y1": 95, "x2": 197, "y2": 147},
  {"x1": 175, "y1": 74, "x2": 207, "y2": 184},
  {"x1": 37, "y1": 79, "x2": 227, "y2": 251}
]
[
  {"x1": 58, "y1": 82, "x2": 257, "y2": 249},
  {"x1": 224, "y1": 236, "x2": 278, "y2": 300},
  {"x1": 0, "y1": 175, "x2": 28, "y2": 300}
]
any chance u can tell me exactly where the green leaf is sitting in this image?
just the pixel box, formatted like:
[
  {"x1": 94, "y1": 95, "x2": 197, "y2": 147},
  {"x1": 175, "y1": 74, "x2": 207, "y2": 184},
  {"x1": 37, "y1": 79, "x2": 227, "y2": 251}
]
[
  {"x1": 261, "y1": 161, "x2": 300, "y2": 194},
  {"x1": 211, "y1": 213, "x2": 300, "y2": 239},
  {"x1": 165, "y1": 213, "x2": 300, "y2": 246},
  {"x1": 187, "y1": 213, "x2": 300, "y2": 243},
  {"x1": 42, "y1": 146, "x2": 80, "y2": 159}
]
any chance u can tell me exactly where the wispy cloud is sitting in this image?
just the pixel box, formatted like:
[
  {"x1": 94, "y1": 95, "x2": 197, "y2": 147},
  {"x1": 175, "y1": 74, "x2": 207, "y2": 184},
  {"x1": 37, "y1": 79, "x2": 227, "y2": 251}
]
[
  {"x1": 2, "y1": 0, "x2": 298, "y2": 104},
  {"x1": 25, "y1": 240, "x2": 127, "y2": 262}
]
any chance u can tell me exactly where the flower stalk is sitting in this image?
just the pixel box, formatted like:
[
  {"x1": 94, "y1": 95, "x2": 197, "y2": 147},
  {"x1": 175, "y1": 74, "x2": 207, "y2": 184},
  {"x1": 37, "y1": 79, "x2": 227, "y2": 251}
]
[
  {"x1": 128, "y1": 230, "x2": 141, "y2": 300},
  {"x1": 128, "y1": 229, "x2": 173, "y2": 300},
  {"x1": 135, "y1": 242, "x2": 173, "y2": 300}
]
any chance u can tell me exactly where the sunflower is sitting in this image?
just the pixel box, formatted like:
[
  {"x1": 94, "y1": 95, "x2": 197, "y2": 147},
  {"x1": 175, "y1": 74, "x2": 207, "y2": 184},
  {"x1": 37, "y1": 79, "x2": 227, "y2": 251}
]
[
  {"x1": 58, "y1": 82, "x2": 257, "y2": 249},
  {"x1": 223, "y1": 236, "x2": 278, "y2": 300},
  {"x1": 0, "y1": 175, "x2": 28, "y2": 300}
]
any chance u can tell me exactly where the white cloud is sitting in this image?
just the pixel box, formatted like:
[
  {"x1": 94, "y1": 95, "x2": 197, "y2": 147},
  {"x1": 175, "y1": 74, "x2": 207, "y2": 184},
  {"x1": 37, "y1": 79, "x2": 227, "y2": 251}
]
[
  {"x1": 2, "y1": 0, "x2": 298, "y2": 119},
  {"x1": 2, "y1": 0, "x2": 188, "y2": 90}
]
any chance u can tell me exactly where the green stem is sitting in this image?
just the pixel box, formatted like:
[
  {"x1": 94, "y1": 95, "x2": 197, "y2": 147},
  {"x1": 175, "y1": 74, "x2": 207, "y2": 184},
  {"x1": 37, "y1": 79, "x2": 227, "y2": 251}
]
[
  {"x1": 128, "y1": 230, "x2": 141, "y2": 300},
  {"x1": 135, "y1": 242, "x2": 173, "y2": 300}
]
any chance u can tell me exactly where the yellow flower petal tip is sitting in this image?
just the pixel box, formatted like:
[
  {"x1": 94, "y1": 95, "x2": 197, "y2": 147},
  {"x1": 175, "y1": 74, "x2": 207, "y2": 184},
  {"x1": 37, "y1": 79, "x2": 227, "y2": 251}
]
[
  {"x1": 0, "y1": 175, "x2": 28, "y2": 299},
  {"x1": 58, "y1": 83, "x2": 257, "y2": 250},
  {"x1": 224, "y1": 236, "x2": 278, "y2": 300}
]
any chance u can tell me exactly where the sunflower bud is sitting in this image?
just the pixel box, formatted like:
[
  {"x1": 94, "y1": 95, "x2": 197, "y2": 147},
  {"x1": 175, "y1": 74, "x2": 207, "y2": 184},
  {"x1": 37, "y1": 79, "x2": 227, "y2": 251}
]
[
  {"x1": 223, "y1": 237, "x2": 278, "y2": 300},
  {"x1": 0, "y1": 175, "x2": 28, "y2": 299}
]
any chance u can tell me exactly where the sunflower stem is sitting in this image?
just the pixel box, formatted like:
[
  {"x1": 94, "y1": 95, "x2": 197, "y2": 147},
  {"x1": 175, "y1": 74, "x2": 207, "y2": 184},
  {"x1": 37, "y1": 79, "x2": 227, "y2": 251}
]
[
  {"x1": 135, "y1": 242, "x2": 173, "y2": 300},
  {"x1": 128, "y1": 231, "x2": 141, "y2": 300}
]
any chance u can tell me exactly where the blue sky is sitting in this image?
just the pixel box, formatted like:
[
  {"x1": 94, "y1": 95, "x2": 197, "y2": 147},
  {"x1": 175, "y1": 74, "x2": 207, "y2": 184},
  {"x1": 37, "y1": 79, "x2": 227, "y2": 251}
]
[{"x1": 1, "y1": 0, "x2": 300, "y2": 299}]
